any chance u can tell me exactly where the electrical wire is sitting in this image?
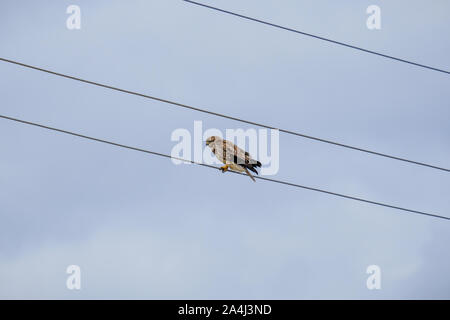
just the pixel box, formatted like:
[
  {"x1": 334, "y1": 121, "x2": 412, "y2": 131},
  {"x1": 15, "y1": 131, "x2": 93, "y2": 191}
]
[
  {"x1": 0, "y1": 57, "x2": 448, "y2": 173},
  {"x1": 183, "y1": 0, "x2": 450, "y2": 75},
  {"x1": 1, "y1": 114, "x2": 448, "y2": 221}
]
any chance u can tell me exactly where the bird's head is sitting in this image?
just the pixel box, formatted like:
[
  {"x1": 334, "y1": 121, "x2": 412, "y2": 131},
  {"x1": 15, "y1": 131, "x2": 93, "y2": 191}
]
[{"x1": 205, "y1": 136, "x2": 217, "y2": 146}]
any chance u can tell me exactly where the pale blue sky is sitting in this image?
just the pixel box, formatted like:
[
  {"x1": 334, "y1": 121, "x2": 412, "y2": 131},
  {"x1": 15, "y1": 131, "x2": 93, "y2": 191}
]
[{"x1": 0, "y1": 0, "x2": 449, "y2": 299}]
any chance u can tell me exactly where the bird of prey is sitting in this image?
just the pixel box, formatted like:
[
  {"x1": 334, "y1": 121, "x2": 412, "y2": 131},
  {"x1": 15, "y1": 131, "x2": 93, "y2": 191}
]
[{"x1": 206, "y1": 136, "x2": 261, "y2": 182}]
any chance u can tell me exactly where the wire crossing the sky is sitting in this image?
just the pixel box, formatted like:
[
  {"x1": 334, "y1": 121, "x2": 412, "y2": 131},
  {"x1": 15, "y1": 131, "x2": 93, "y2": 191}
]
[
  {"x1": 183, "y1": 0, "x2": 450, "y2": 75},
  {"x1": 1, "y1": 114, "x2": 448, "y2": 221},
  {"x1": 0, "y1": 57, "x2": 448, "y2": 173}
]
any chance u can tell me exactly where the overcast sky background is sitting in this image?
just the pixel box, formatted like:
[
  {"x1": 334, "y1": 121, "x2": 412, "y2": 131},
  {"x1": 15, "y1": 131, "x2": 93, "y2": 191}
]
[{"x1": 0, "y1": 0, "x2": 449, "y2": 299}]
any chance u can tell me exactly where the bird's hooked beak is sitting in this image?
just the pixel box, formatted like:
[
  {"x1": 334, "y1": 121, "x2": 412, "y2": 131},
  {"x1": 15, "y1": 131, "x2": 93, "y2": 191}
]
[{"x1": 206, "y1": 137, "x2": 215, "y2": 146}]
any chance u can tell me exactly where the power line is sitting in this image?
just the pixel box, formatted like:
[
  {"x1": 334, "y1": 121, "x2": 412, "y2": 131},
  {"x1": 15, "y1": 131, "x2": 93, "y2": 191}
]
[
  {"x1": 1, "y1": 57, "x2": 448, "y2": 173},
  {"x1": 0, "y1": 114, "x2": 448, "y2": 221},
  {"x1": 183, "y1": 0, "x2": 450, "y2": 75}
]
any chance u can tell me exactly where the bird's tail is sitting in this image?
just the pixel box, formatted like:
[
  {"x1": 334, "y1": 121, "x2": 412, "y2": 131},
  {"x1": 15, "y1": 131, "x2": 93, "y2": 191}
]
[{"x1": 243, "y1": 167, "x2": 256, "y2": 182}]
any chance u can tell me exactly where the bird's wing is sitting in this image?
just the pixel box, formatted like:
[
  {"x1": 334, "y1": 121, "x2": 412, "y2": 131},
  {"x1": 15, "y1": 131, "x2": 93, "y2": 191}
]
[
  {"x1": 223, "y1": 141, "x2": 256, "y2": 165},
  {"x1": 232, "y1": 144, "x2": 248, "y2": 165},
  {"x1": 218, "y1": 140, "x2": 260, "y2": 180},
  {"x1": 221, "y1": 140, "x2": 240, "y2": 164}
]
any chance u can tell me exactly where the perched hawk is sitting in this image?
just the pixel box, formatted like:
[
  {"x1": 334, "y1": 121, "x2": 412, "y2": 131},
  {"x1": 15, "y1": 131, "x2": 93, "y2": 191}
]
[{"x1": 206, "y1": 136, "x2": 261, "y2": 182}]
